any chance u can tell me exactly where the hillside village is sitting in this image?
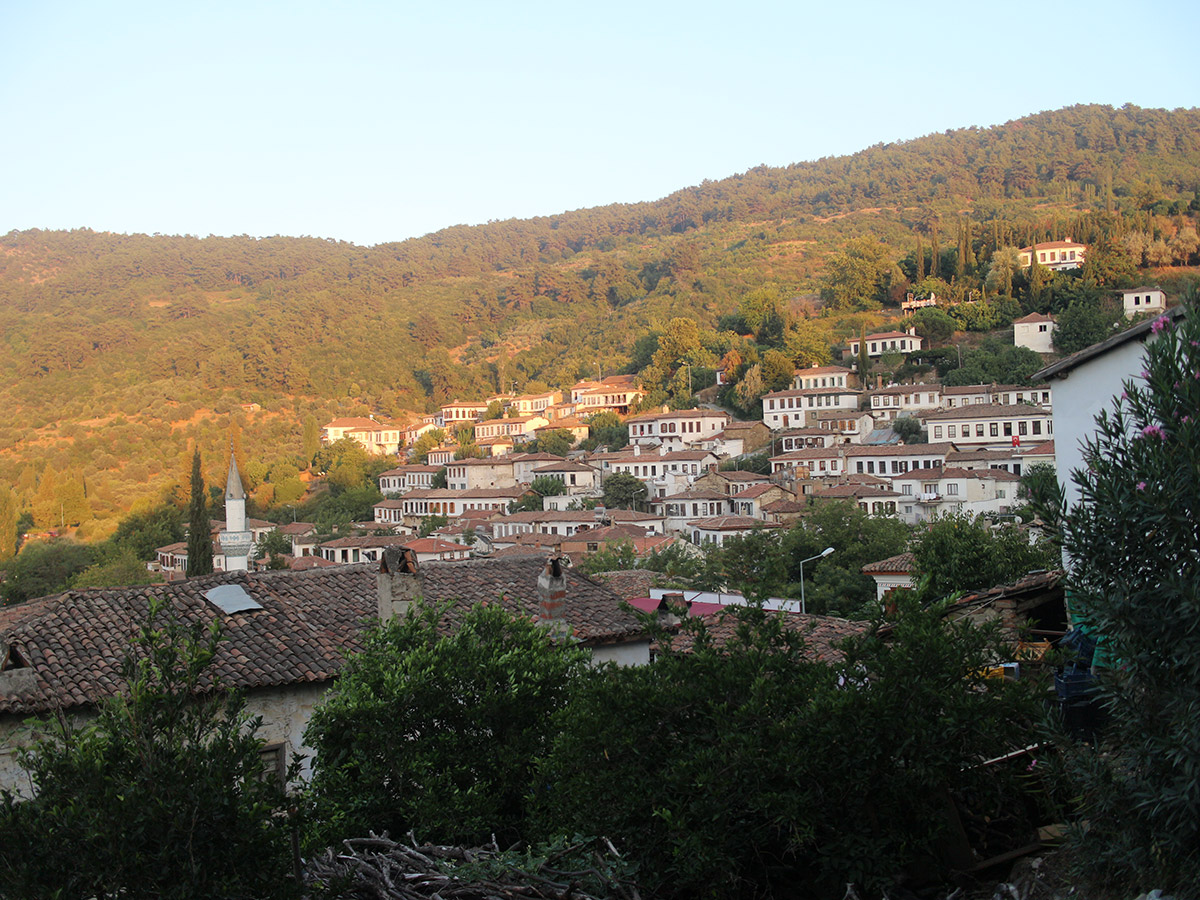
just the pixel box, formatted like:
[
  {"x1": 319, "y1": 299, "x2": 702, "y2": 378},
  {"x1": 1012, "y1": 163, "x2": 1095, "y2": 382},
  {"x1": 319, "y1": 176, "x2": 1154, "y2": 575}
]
[{"x1": 2, "y1": 101, "x2": 1200, "y2": 897}]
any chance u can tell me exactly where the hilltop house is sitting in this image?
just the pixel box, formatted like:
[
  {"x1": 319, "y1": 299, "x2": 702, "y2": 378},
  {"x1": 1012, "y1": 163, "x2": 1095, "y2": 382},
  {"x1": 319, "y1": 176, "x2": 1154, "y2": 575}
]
[
  {"x1": 847, "y1": 330, "x2": 923, "y2": 359},
  {"x1": 1018, "y1": 240, "x2": 1086, "y2": 271},
  {"x1": 1013, "y1": 312, "x2": 1056, "y2": 353},
  {"x1": 1120, "y1": 286, "x2": 1167, "y2": 319},
  {"x1": 321, "y1": 417, "x2": 402, "y2": 455}
]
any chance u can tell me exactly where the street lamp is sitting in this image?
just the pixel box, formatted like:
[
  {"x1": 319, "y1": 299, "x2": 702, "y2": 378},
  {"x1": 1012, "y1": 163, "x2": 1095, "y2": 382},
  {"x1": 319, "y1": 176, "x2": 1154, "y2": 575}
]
[{"x1": 799, "y1": 546, "x2": 835, "y2": 615}]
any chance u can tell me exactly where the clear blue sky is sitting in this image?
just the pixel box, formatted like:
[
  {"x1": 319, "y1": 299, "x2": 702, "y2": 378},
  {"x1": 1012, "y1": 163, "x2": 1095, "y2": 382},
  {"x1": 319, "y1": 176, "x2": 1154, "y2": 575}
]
[{"x1": 2, "y1": 1, "x2": 1197, "y2": 247}]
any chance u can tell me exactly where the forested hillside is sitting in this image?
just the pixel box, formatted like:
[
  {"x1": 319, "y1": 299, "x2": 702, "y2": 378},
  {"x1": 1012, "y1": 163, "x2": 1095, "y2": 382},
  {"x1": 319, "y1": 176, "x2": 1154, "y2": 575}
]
[{"x1": 2, "y1": 103, "x2": 1199, "y2": 529}]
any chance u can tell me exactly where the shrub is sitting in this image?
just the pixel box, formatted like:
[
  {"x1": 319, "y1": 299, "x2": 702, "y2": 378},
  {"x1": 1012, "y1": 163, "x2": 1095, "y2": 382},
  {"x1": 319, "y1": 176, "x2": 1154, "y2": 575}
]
[
  {"x1": 0, "y1": 598, "x2": 296, "y2": 899},
  {"x1": 1059, "y1": 307, "x2": 1200, "y2": 894},
  {"x1": 534, "y1": 601, "x2": 1040, "y2": 897},
  {"x1": 303, "y1": 604, "x2": 591, "y2": 851}
]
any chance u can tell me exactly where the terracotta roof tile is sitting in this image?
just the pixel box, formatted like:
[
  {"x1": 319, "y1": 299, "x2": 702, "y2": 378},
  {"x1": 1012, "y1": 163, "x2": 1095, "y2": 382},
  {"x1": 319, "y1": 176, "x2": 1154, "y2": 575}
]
[{"x1": 0, "y1": 558, "x2": 644, "y2": 716}]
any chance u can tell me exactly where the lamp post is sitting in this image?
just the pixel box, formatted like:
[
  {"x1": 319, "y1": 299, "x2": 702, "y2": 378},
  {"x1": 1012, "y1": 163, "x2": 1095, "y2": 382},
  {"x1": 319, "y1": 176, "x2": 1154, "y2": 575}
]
[{"x1": 799, "y1": 546, "x2": 835, "y2": 615}]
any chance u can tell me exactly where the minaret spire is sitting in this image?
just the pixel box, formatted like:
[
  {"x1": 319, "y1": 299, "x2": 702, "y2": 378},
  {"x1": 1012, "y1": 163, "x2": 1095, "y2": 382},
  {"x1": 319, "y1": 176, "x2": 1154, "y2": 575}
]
[{"x1": 219, "y1": 444, "x2": 251, "y2": 571}]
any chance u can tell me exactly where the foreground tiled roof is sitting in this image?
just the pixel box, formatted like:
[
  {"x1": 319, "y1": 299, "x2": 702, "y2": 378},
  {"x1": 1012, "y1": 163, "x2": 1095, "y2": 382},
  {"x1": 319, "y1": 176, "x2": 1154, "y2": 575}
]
[
  {"x1": 0, "y1": 558, "x2": 644, "y2": 716},
  {"x1": 665, "y1": 610, "x2": 868, "y2": 663},
  {"x1": 0, "y1": 567, "x2": 376, "y2": 716},
  {"x1": 861, "y1": 552, "x2": 916, "y2": 574},
  {"x1": 589, "y1": 569, "x2": 660, "y2": 600}
]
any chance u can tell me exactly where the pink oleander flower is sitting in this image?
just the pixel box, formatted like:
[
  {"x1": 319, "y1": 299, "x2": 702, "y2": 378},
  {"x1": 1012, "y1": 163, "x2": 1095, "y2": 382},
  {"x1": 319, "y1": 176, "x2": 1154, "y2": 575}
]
[
  {"x1": 1151, "y1": 316, "x2": 1172, "y2": 334},
  {"x1": 1137, "y1": 481, "x2": 1147, "y2": 491},
  {"x1": 1141, "y1": 424, "x2": 1166, "y2": 440},
  {"x1": 1141, "y1": 369, "x2": 1151, "y2": 379},
  {"x1": 1121, "y1": 390, "x2": 1129, "y2": 400}
]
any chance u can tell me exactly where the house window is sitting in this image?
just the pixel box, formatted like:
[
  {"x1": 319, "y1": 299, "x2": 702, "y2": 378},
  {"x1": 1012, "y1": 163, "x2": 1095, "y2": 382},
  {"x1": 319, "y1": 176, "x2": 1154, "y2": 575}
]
[
  {"x1": 259, "y1": 744, "x2": 287, "y2": 786},
  {"x1": 948, "y1": 483, "x2": 959, "y2": 496},
  {"x1": 934, "y1": 426, "x2": 943, "y2": 439},
  {"x1": 976, "y1": 424, "x2": 985, "y2": 437},
  {"x1": 990, "y1": 423, "x2": 999, "y2": 437},
  {"x1": 1032, "y1": 421, "x2": 1042, "y2": 435},
  {"x1": 1019, "y1": 421, "x2": 1028, "y2": 436},
  {"x1": 948, "y1": 426, "x2": 957, "y2": 438},
  {"x1": 1003, "y1": 422, "x2": 1013, "y2": 436}
]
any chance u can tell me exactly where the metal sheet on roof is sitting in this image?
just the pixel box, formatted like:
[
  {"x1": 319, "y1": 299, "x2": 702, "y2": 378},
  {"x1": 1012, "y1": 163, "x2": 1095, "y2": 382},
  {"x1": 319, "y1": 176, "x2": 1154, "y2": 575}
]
[{"x1": 203, "y1": 584, "x2": 263, "y2": 614}]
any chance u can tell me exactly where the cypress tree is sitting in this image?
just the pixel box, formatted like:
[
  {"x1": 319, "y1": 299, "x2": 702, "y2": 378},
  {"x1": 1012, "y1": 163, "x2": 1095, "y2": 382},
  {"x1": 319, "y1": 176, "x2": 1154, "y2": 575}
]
[{"x1": 186, "y1": 450, "x2": 213, "y2": 577}]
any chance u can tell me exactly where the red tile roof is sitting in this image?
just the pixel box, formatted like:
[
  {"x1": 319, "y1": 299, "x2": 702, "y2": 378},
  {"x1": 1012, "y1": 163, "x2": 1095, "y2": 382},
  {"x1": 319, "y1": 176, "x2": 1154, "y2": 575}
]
[{"x1": 0, "y1": 558, "x2": 644, "y2": 716}]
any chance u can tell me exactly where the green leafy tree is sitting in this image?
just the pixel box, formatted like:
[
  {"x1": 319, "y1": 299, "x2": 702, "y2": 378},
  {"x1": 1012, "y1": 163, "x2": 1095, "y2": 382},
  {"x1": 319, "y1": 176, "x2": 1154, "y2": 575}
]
[
  {"x1": 911, "y1": 513, "x2": 1058, "y2": 601},
  {"x1": 1019, "y1": 462, "x2": 1065, "y2": 543},
  {"x1": 601, "y1": 472, "x2": 647, "y2": 510},
  {"x1": 186, "y1": 450, "x2": 213, "y2": 577},
  {"x1": 32, "y1": 464, "x2": 58, "y2": 530},
  {"x1": 580, "y1": 411, "x2": 627, "y2": 451},
  {"x1": 1, "y1": 539, "x2": 98, "y2": 605},
  {"x1": 576, "y1": 538, "x2": 639, "y2": 575},
  {"x1": 0, "y1": 485, "x2": 17, "y2": 562},
  {"x1": 530, "y1": 428, "x2": 574, "y2": 457},
  {"x1": 892, "y1": 416, "x2": 925, "y2": 444},
  {"x1": 535, "y1": 600, "x2": 1039, "y2": 897},
  {"x1": 71, "y1": 548, "x2": 165, "y2": 589},
  {"x1": 0, "y1": 598, "x2": 297, "y2": 899},
  {"x1": 909, "y1": 307, "x2": 956, "y2": 345},
  {"x1": 254, "y1": 529, "x2": 292, "y2": 567},
  {"x1": 410, "y1": 428, "x2": 446, "y2": 464},
  {"x1": 302, "y1": 414, "x2": 321, "y2": 465},
  {"x1": 820, "y1": 237, "x2": 901, "y2": 311},
  {"x1": 1053, "y1": 299, "x2": 1124, "y2": 355},
  {"x1": 417, "y1": 512, "x2": 449, "y2": 537},
  {"x1": 109, "y1": 500, "x2": 185, "y2": 561},
  {"x1": 985, "y1": 246, "x2": 1022, "y2": 298},
  {"x1": 431, "y1": 466, "x2": 448, "y2": 489},
  {"x1": 305, "y1": 603, "x2": 591, "y2": 850},
  {"x1": 1059, "y1": 306, "x2": 1200, "y2": 895}
]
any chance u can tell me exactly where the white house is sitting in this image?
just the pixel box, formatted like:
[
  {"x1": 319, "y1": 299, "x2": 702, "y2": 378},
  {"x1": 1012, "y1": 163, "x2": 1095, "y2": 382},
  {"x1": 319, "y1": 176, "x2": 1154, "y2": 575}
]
[
  {"x1": 940, "y1": 384, "x2": 1052, "y2": 409},
  {"x1": 847, "y1": 330, "x2": 923, "y2": 359},
  {"x1": 889, "y1": 466, "x2": 1020, "y2": 525},
  {"x1": 688, "y1": 516, "x2": 781, "y2": 547},
  {"x1": 1013, "y1": 312, "x2": 1056, "y2": 353},
  {"x1": 605, "y1": 447, "x2": 719, "y2": 499},
  {"x1": 1033, "y1": 307, "x2": 1185, "y2": 513},
  {"x1": 792, "y1": 365, "x2": 855, "y2": 390},
  {"x1": 919, "y1": 404, "x2": 1053, "y2": 449},
  {"x1": 761, "y1": 388, "x2": 862, "y2": 430},
  {"x1": 322, "y1": 417, "x2": 402, "y2": 455},
  {"x1": 650, "y1": 489, "x2": 734, "y2": 535},
  {"x1": 769, "y1": 447, "x2": 846, "y2": 478},
  {"x1": 843, "y1": 442, "x2": 958, "y2": 478},
  {"x1": 1018, "y1": 240, "x2": 1086, "y2": 271},
  {"x1": 868, "y1": 384, "x2": 944, "y2": 422},
  {"x1": 445, "y1": 457, "x2": 518, "y2": 491},
  {"x1": 379, "y1": 464, "x2": 440, "y2": 495},
  {"x1": 474, "y1": 415, "x2": 550, "y2": 441},
  {"x1": 625, "y1": 408, "x2": 731, "y2": 449},
  {"x1": 1121, "y1": 286, "x2": 1167, "y2": 319},
  {"x1": 438, "y1": 401, "x2": 489, "y2": 429}
]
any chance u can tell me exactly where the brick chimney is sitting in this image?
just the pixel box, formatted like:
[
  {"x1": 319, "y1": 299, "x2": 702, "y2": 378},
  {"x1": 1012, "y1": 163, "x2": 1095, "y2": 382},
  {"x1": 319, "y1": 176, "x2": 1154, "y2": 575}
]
[
  {"x1": 537, "y1": 556, "x2": 570, "y2": 640},
  {"x1": 377, "y1": 547, "x2": 423, "y2": 620}
]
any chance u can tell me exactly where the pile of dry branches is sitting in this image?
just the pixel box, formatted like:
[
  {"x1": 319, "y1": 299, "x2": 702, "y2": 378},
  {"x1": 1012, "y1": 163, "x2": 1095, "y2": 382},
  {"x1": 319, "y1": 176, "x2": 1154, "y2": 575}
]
[{"x1": 304, "y1": 833, "x2": 642, "y2": 900}]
